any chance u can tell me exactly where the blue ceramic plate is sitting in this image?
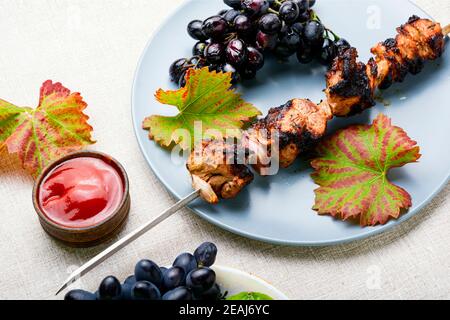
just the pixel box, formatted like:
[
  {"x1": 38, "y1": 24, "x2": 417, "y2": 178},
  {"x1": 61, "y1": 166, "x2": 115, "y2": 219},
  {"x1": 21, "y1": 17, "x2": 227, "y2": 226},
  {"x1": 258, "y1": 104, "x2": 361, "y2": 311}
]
[{"x1": 132, "y1": 0, "x2": 450, "y2": 246}]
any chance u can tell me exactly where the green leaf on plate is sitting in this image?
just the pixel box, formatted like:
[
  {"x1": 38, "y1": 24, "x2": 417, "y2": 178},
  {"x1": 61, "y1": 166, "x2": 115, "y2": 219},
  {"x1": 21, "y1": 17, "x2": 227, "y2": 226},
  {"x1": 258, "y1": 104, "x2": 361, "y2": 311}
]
[{"x1": 142, "y1": 67, "x2": 261, "y2": 150}]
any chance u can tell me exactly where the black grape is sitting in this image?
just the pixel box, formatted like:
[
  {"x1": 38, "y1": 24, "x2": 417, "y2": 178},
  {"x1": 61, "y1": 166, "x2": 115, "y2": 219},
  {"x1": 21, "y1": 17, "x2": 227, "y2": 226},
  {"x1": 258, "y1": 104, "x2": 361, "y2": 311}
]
[
  {"x1": 121, "y1": 283, "x2": 133, "y2": 300},
  {"x1": 280, "y1": 28, "x2": 302, "y2": 49},
  {"x1": 242, "y1": 0, "x2": 270, "y2": 17},
  {"x1": 218, "y1": 9, "x2": 229, "y2": 16},
  {"x1": 160, "y1": 267, "x2": 168, "y2": 277},
  {"x1": 292, "y1": 0, "x2": 310, "y2": 13},
  {"x1": 274, "y1": 44, "x2": 296, "y2": 59},
  {"x1": 173, "y1": 252, "x2": 198, "y2": 275},
  {"x1": 297, "y1": 40, "x2": 314, "y2": 63},
  {"x1": 124, "y1": 275, "x2": 136, "y2": 285},
  {"x1": 291, "y1": 22, "x2": 305, "y2": 35},
  {"x1": 297, "y1": 9, "x2": 311, "y2": 22},
  {"x1": 234, "y1": 14, "x2": 253, "y2": 36},
  {"x1": 193, "y1": 42, "x2": 207, "y2": 57},
  {"x1": 226, "y1": 39, "x2": 248, "y2": 66},
  {"x1": 131, "y1": 281, "x2": 161, "y2": 300},
  {"x1": 134, "y1": 259, "x2": 163, "y2": 287},
  {"x1": 303, "y1": 20, "x2": 325, "y2": 47},
  {"x1": 162, "y1": 287, "x2": 193, "y2": 300},
  {"x1": 186, "y1": 267, "x2": 216, "y2": 295},
  {"x1": 187, "y1": 20, "x2": 208, "y2": 41},
  {"x1": 197, "y1": 283, "x2": 222, "y2": 301},
  {"x1": 318, "y1": 38, "x2": 338, "y2": 65},
  {"x1": 194, "y1": 242, "x2": 218, "y2": 267},
  {"x1": 169, "y1": 58, "x2": 188, "y2": 82},
  {"x1": 205, "y1": 43, "x2": 225, "y2": 64},
  {"x1": 224, "y1": 0, "x2": 243, "y2": 10},
  {"x1": 202, "y1": 16, "x2": 228, "y2": 39},
  {"x1": 279, "y1": 1, "x2": 300, "y2": 24},
  {"x1": 335, "y1": 38, "x2": 351, "y2": 50},
  {"x1": 162, "y1": 267, "x2": 186, "y2": 292},
  {"x1": 259, "y1": 13, "x2": 282, "y2": 35},
  {"x1": 246, "y1": 46, "x2": 264, "y2": 70},
  {"x1": 64, "y1": 290, "x2": 97, "y2": 301},
  {"x1": 98, "y1": 276, "x2": 121, "y2": 300},
  {"x1": 223, "y1": 9, "x2": 241, "y2": 24},
  {"x1": 256, "y1": 31, "x2": 277, "y2": 51}
]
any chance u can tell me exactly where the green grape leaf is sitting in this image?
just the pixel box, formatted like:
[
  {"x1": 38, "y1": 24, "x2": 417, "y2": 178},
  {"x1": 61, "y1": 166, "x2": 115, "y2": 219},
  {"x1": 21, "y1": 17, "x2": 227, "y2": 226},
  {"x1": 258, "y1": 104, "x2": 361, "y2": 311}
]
[
  {"x1": 311, "y1": 113, "x2": 421, "y2": 226},
  {"x1": 1, "y1": 80, "x2": 95, "y2": 177},
  {"x1": 0, "y1": 100, "x2": 29, "y2": 145},
  {"x1": 227, "y1": 292, "x2": 274, "y2": 301},
  {"x1": 142, "y1": 67, "x2": 261, "y2": 150}
]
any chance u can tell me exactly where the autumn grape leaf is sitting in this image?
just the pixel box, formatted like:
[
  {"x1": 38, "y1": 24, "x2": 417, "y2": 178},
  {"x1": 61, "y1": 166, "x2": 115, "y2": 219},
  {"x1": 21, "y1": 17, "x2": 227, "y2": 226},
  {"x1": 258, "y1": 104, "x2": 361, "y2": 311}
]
[
  {"x1": 311, "y1": 114, "x2": 421, "y2": 226},
  {"x1": 142, "y1": 67, "x2": 261, "y2": 150},
  {"x1": 0, "y1": 80, "x2": 95, "y2": 177}
]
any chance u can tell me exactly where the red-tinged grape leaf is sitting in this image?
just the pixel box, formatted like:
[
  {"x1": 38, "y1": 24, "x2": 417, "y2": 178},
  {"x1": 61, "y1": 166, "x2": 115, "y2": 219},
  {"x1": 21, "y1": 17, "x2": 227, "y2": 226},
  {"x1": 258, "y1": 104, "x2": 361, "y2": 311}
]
[
  {"x1": 0, "y1": 100, "x2": 29, "y2": 145},
  {"x1": 1, "y1": 80, "x2": 95, "y2": 177},
  {"x1": 142, "y1": 67, "x2": 262, "y2": 150},
  {"x1": 310, "y1": 113, "x2": 421, "y2": 226}
]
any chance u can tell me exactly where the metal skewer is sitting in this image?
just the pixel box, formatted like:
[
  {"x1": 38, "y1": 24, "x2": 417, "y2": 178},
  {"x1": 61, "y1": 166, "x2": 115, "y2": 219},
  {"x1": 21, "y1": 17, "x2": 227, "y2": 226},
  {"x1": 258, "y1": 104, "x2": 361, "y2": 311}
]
[{"x1": 56, "y1": 189, "x2": 200, "y2": 296}]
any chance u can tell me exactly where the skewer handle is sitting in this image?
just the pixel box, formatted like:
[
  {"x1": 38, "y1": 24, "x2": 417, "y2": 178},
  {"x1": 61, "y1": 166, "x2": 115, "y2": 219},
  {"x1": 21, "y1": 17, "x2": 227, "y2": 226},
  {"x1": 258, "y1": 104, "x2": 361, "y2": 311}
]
[{"x1": 443, "y1": 23, "x2": 450, "y2": 36}]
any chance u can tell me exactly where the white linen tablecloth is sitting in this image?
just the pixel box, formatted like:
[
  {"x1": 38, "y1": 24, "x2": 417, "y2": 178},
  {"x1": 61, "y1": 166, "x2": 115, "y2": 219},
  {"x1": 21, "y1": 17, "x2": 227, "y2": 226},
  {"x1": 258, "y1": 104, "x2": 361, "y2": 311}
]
[{"x1": 0, "y1": 0, "x2": 449, "y2": 300}]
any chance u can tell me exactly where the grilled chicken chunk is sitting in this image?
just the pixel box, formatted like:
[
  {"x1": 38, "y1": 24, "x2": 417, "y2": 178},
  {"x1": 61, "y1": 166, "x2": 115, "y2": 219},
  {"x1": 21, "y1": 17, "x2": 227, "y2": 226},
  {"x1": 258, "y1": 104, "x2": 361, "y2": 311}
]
[
  {"x1": 325, "y1": 47, "x2": 376, "y2": 116},
  {"x1": 187, "y1": 139, "x2": 253, "y2": 204},
  {"x1": 244, "y1": 98, "x2": 332, "y2": 175}
]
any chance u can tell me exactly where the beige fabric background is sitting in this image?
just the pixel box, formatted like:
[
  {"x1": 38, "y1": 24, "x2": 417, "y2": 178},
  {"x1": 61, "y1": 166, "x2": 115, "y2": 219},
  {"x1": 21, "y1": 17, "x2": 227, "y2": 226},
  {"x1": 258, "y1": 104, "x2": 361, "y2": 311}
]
[{"x1": 0, "y1": 0, "x2": 449, "y2": 300}]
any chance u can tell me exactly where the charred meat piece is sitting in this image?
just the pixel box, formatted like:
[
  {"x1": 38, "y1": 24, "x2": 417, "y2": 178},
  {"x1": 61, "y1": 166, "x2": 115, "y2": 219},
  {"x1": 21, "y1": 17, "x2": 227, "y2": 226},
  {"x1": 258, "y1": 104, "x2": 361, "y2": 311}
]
[
  {"x1": 371, "y1": 16, "x2": 444, "y2": 89},
  {"x1": 187, "y1": 139, "x2": 253, "y2": 204},
  {"x1": 325, "y1": 47, "x2": 375, "y2": 116},
  {"x1": 371, "y1": 38, "x2": 409, "y2": 89},
  {"x1": 244, "y1": 98, "x2": 332, "y2": 175}
]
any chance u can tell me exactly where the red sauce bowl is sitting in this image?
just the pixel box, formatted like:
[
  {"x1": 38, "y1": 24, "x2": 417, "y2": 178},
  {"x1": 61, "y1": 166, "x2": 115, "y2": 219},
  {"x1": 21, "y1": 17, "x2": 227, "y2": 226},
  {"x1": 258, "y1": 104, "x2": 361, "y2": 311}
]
[{"x1": 33, "y1": 151, "x2": 130, "y2": 247}]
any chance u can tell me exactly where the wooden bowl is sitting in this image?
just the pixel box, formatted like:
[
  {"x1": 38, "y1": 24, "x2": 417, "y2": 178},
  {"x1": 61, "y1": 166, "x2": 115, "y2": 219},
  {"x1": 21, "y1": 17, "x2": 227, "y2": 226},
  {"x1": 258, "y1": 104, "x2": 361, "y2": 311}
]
[{"x1": 32, "y1": 151, "x2": 130, "y2": 247}]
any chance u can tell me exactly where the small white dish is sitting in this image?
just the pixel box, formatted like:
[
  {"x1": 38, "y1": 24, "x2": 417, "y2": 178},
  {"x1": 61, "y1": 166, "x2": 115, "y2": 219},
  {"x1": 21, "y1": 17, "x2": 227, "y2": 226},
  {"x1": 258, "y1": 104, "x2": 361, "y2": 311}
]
[{"x1": 213, "y1": 265, "x2": 288, "y2": 300}]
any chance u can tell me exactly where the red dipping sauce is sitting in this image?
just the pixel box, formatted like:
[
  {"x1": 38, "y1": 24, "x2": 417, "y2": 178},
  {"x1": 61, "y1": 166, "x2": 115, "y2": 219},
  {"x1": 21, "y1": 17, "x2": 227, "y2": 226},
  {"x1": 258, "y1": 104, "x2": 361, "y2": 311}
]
[{"x1": 38, "y1": 157, "x2": 124, "y2": 229}]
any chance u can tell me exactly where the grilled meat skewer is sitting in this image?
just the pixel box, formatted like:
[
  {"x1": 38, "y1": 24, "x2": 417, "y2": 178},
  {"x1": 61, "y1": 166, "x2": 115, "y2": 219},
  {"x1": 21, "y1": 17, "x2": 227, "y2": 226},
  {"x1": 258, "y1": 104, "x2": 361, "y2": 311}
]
[
  {"x1": 187, "y1": 17, "x2": 448, "y2": 204},
  {"x1": 326, "y1": 16, "x2": 445, "y2": 116},
  {"x1": 187, "y1": 98, "x2": 332, "y2": 203}
]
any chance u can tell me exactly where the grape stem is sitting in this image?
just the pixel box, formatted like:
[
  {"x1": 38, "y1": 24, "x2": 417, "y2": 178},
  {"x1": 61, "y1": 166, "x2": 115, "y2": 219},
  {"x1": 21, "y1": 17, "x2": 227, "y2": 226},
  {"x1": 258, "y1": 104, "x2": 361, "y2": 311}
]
[
  {"x1": 443, "y1": 23, "x2": 450, "y2": 36},
  {"x1": 268, "y1": 8, "x2": 279, "y2": 15},
  {"x1": 185, "y1": 56, "x2": 204, "y2": 69},
  {"x1": 311, "y1": 10, "x2": 341, "y2": 41},
  {"x1": 225, "y1": 32, "x2": 238, "y2": 43},
  {"x1": 274, "y1": 0, "x2": 283, "y2": 7},
  {"x1": 326, "y1": 28, "x2": 340, "y2": 41},
  {"x1": 310, "y1": 10, "x2": 321, "y2": 22}
]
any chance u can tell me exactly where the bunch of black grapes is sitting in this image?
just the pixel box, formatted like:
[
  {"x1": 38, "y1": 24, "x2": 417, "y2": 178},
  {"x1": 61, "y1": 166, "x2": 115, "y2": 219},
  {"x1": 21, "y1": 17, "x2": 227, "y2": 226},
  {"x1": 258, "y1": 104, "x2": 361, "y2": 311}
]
[
  {"x1": 169, "y1": 0, "x2": 351, "y2": 87},
  {"x1": 65, "y1": 242, "x2": 225, "y2": 301}
]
